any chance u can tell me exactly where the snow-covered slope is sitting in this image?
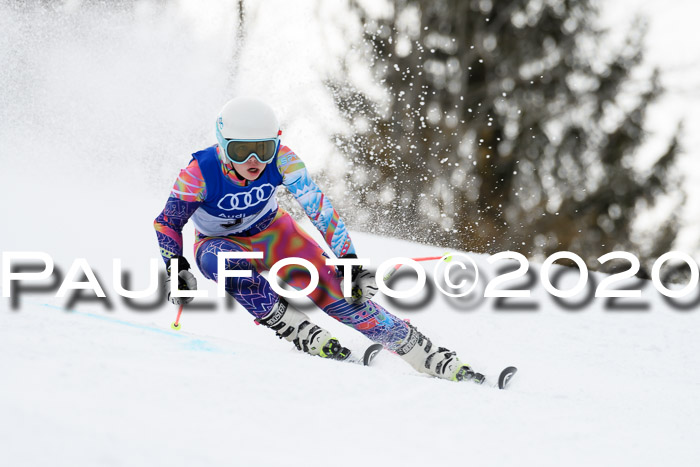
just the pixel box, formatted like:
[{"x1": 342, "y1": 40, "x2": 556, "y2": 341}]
[
  {"x1": 2, "y1": 3, "x2": 699, "y2": 465},
  {"x1": 2, "y1": 201, "x2": 700, "y2": 466}
]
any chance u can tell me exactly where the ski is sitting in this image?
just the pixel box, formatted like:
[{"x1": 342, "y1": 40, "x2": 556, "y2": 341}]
[
  {"x1": 496, "y1": 366, "x2": 518, "y2": 389},
  {"x1": 343, "y1": 343, "x2": 383, "y2": 366},
  {"x1": 362, "y1": 343, "x2": 383, "y2": 366},
  {"x1": 466, "y1": 366, "x2": 518, "y2": 389}
]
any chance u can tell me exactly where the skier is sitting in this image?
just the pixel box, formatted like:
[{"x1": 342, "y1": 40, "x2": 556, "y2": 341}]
[{"x1": 154, "y1": 96, "x2": 480, "y2": 382}]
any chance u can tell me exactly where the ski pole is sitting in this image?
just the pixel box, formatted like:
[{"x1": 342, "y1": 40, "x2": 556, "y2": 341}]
[
  {"x1": 382, "y1": 253, "x2": 453, "y2": 282},
  {"x1": 171, "y1": 304, "x2": 184, "y2": 330}
]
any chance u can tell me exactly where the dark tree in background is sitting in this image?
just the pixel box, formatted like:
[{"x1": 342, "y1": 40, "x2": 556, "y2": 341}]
[{"x1": 328, "y1": 0, "x2": 683, "y2": 271}]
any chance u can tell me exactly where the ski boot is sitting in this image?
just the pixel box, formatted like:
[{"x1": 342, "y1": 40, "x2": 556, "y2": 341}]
[
  {"x1": 396, "y1": 323, "x2": 485, "y2": 384},
  {"x1": 257, "y1": 298, "x2": 351, "y2": 361}
]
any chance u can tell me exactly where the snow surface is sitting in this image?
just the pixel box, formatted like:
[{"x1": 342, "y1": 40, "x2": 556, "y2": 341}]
[
  {"x1": 2, "y1": 187, "x2": 700, "y2": 466},
  {"x1": 2, "y1": 2, "x2": 700, "y2": 466}
]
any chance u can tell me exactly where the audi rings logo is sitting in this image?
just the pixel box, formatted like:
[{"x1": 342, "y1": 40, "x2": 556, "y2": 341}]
[{"x1": 217, "y1": 184, "x2": 276, "y2": 211}]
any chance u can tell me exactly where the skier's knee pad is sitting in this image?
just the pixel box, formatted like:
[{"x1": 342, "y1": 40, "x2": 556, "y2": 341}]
[
  {"x1": 195, "y1": 248, "x2": 218, "y2": 280},
  {"x1": 195, "y1": 240, "x2": 251, "y2": 281}
]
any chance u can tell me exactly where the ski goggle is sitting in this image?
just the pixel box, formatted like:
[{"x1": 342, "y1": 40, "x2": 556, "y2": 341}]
[{"x1": 222, "y1": 137, "x2": 280, "y2": 164}]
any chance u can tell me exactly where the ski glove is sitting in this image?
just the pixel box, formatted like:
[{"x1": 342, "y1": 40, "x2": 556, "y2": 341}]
[
  {"x1": 165, "y1": 255, "x2": 197, "y2": 305},
  {"x1": 340, "y1": 254, "x2": 378, "y2": 305}
]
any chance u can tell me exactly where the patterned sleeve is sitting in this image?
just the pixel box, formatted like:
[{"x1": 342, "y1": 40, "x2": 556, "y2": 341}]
[
  {"x1": 277, "y1": 145, "x2": 356, "y2": 257},
  {"x1": 153, "y1": 158, "x2": 206, "y2": 264}
]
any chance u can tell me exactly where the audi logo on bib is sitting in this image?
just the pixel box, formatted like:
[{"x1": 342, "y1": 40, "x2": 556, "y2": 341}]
[{"x1": 216, "y1": 184, "x2": 276, "y2": 211}]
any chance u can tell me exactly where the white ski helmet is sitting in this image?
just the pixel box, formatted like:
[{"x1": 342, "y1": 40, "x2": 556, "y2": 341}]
[{"x1": 215, "y1": 97, "x2": 281, "y2": 164}]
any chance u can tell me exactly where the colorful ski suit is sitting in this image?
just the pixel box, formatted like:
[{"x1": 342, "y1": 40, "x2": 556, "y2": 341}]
[{"x1": 154, "y1": 144, "x2": 409, "y2": 349}]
